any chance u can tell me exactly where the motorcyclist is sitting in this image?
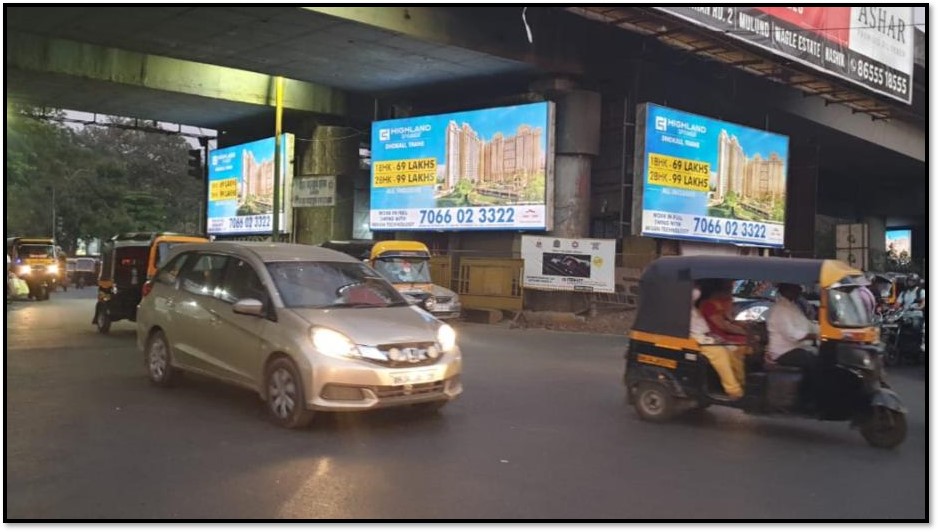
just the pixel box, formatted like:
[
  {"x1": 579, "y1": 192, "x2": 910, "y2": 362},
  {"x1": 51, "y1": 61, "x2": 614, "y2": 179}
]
[{"x1": 897, "y1": 274, "x2": 925, "y2": 331}]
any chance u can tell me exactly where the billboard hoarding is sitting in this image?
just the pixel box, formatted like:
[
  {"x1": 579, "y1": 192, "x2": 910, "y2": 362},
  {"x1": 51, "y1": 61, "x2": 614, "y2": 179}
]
[
  {"x1": 207, "y1": 135, "x2": 294, "y2": 236},
  {"x1": 885, "y1": 229, "x2": 912, "y2": 262},
  {"x1": 521, "y1": 235, "x2": 616, "y2": 293},
  {"x1": 633, "y1": 103, "x2": 789, "y2": 248},
  {"x1": 655, "y1": 7, "x2": 914, "y2": 104},
  {"x1": 370, "y1": 102, "x2": 555, "y2": 232}
]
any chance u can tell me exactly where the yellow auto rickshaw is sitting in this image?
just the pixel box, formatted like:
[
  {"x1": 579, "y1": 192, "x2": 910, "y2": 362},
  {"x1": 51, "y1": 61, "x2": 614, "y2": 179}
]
[
  {"x1": 625, "y1": 255, "x2": 906, "y2": 449},
  {"x1": 6, "y1": 236, "x2": 60, "y2": 300},
  {"x1": 94, "y1": 232, "x2": 208, "y2": 333},
  {"x1": 320, "y1": 239, "x2": 461, "y2": 320}
]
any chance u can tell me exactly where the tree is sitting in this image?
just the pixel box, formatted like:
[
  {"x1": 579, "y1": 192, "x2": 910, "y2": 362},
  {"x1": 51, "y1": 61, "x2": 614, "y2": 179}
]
[{"x1": 6, "y1": 107, "x2": 204, "y2": 252}]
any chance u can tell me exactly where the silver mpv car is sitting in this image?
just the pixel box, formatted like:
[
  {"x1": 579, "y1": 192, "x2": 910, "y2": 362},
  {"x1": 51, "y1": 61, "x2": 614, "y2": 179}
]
[{"x1": 136, "y1": 242, "x2": 462, "y2": 428}]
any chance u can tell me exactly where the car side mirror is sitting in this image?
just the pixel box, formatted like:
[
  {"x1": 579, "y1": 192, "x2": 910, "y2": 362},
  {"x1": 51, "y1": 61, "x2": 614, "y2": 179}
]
[{"x1": 232, "y1": 298, "x2": 265, "y2": 317}]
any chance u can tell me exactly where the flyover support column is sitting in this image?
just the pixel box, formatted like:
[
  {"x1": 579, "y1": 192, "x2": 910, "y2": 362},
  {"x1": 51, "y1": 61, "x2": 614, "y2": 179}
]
[
  {"x1": 293, "y1": 124, "x2": 360, "y2": 245},
  {"x1": 527, "y1": 79, "x2": 601, "y2": 312}
]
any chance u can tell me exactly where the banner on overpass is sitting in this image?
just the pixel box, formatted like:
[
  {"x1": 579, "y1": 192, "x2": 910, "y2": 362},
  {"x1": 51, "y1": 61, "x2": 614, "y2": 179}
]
[{"x1": 656, "y1": 7, "x2": 914, "y2": 104}]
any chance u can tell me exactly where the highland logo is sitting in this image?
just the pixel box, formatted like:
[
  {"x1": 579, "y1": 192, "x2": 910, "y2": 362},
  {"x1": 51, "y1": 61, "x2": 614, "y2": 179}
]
[
  {"x1": 655, "y1": 116, "x2": 667, "y2": 132},
  {"x1": 379, "y1": 129, "x2": 390, "y2": 141}
]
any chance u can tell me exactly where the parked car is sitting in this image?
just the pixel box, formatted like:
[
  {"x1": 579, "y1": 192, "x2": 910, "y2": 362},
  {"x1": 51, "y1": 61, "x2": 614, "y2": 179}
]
[{"x1": 136, "y1": 242, "x2": 463, "y2": 429}]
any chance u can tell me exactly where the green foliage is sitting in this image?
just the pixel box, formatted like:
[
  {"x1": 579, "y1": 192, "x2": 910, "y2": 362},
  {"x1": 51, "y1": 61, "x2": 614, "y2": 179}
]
[
  {"x1": 522, "y1": 173, "x2": 545, "y2": 202},
  {"x1": 5, "y1": 107, "x2": 204, "y2": 252}
]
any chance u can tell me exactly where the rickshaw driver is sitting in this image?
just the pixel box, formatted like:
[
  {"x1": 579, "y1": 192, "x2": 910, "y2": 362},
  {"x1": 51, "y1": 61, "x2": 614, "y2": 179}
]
[
  {"x1": 766, "y1": 283, "x2": 822, "y2": 401},
  {"x1": 690, "y1": 284, "x2": 745, "y2": 399}
]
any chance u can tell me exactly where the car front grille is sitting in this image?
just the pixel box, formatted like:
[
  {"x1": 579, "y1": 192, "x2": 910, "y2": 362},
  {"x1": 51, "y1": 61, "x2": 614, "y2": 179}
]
[
  {"x1": 435, "y1": 296, "x2": 452, "y2": 304},
  {"x1": 373, "y1": 380, "x2": 446, "y2": 399},
  {"x1": 369, "y1": 342, "x2": 438, "y2": 368}
]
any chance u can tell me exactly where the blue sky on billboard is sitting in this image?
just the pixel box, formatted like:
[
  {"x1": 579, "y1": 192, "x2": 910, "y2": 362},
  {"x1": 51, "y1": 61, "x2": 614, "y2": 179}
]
[{"x1": 454, "y1": 103, "x2": 549, "y2": 151}]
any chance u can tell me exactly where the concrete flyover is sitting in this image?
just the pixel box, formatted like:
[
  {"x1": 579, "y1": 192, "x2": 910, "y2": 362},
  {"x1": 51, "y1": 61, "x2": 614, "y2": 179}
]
[{"x1": 6, "y1": 30, "x2": 349, "y2": 128}]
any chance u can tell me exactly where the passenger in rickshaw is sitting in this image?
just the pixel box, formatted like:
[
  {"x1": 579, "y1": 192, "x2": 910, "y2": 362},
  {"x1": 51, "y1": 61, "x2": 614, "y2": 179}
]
[
  {"x1": 690, "y1": 283, "x2": 745, "y2": 399},
  {"x1": 766, "y1": 283, "x2": 822, "y2": 401},
  {"x1": 697, "y1": 279, "x2": 753, "y2": 350}
]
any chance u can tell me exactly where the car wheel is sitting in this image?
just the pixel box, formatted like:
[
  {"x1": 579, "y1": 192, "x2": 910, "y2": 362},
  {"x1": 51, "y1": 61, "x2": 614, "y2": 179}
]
[
  {"x1": 860, "y1": 407, "x2": 907, "y2": 449},
  {"x1": 266, "y1": 358, "x2": 314, "y2": 429},
  {"x1": 634, "y1": 382, "x2": 675, "y2": 422},
  {"x1": 146, "y1": 330, "x2": 179, "y2": 387},
  {"x1": 96, "y1": 310, "x2": 111, "y2": 334},
  {"x1": 412, "y1": 399, "x2": 448, "y2": 413}
]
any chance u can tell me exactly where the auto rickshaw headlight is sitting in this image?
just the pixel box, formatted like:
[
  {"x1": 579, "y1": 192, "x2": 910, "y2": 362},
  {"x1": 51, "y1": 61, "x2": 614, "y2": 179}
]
[
  {"x1": 111, "y1": 285, "x2": 119, "y2": 295},
  {"x1": 47, "y1": 264, "x2": 58, "y2": 275},
  {"x1": 18, "y1": 265, "x2": 31, "y2": 276}
]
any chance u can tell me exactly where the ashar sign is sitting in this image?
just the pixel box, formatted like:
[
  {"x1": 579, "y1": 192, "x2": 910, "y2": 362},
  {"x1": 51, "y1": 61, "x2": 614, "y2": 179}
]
[
  {"x1": 207, "y1": 134, "x2": 294, "y2": 236},
  {"x1": 655, "y1": 7, "x2": 914, "y2": 104},
  {"x1": 633, "y1": 104, "x2": 789, "y2": 248},
  {"x1": 521, "y1": 235, "x2": 616, "y2": 293},
  {"x1": 370, "y1": 102, "x2": 555, "y2": 231}
]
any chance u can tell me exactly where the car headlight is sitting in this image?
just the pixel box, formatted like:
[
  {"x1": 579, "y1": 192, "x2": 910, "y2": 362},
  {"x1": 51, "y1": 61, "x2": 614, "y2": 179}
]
[
  {"x1": 311, "y1": 327, "x2": 360, "y2": 359},
  {"x1": 18, "y1": 265, "x2": 31, "y2": 275},
  {"x1": 437, "y1": 323, "x2": 457, "y2": 352},
  {"x1": 47, "y1": 264, "x2": 58, "y2": 275},
  {"x1": 424, "y1": 296, "x2": 436, "y2": 310}
]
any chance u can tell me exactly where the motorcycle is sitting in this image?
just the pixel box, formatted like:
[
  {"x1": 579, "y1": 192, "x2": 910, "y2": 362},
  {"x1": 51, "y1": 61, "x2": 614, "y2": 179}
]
[{"x1": 879, "y1": 308, "x2": 924, "y2": 366}]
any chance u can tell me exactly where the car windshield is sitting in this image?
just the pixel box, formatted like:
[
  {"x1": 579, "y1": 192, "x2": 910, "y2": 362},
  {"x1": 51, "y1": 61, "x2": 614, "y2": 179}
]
[
  {"x1": 733, "y1": 280, "x2": 777, "y2": 299},
  {"x1": 828, "y1": 286, "x2": 872, "y2": 327},
  {"x1": 17, "y1": 244, "x2": 54, "y2": 259},
  {"x1": 267, "y1": 261, "x2": 407, "y2": 309},
  {"x1": 372, "y1": 257, "x2": 432, "y2": 284}
]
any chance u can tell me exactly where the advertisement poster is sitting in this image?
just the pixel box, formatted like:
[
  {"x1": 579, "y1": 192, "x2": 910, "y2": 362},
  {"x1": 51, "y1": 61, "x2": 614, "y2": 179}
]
[
  {"x1": 656, "y1": 7, "x2": 914, "y2": 104},
  {"x1": 207, "y1": 135, "x2": 294, "y2": 236},
  {"x1": 634, "y1": 104, "x2": 789, "y2": 248},
  {"x1": 521, "y1": 235, "x2": 616, "y2": 293},
  {"x1": 370, "y1": 102, "x2": 554, "y2": 231},
  {"x1": 886, "y1": 229, "x2": 912, "y2": 263}
]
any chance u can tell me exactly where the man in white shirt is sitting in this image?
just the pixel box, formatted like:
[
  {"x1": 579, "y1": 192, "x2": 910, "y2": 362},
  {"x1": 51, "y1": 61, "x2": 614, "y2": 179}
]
[
  {"x1": 766, "y1": 283, "x2": 821, "y2": 403},
  {"x1": 691, "y1": 285, "x2": 745, "y2": 399}
]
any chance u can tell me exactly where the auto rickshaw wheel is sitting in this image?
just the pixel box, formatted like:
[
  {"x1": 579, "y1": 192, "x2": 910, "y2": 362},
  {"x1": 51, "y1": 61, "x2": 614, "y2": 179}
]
[
  {"x1": 883, "y1": 346, "x2": 901, "y2": 367},
  {"x1": 634, "y1": 382, "x2": 675, "y2": 422},
  {"x1": 860, "y1": 407, "x2": 907, "y2": 449},
  {"x1": 96, "y1": 310, "x2": 111, "y2": 334}
]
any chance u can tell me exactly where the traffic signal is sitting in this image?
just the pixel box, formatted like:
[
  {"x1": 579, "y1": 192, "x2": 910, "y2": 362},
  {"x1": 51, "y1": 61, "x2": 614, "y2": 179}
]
[{"x1": 187, "y1": 149, "x2": 203, "y2": 180}]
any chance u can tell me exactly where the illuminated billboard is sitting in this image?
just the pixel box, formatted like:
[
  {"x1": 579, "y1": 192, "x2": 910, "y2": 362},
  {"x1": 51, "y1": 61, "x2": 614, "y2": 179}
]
[
  {"x1": 206, "y1": 134, "x2": 294, "y2": 236},
  {"x1": 369, "y1": 102, "x2": 555, "y2": 231},
  {"x1": 886, "y1": 229, "x2": 912, "y2": 263},
  {"x1": 656, "y1": 7, "x2": 914, "y2": 104},
  {"x1": 633, "y1": 103, "x2": 789, "y2": 248}
]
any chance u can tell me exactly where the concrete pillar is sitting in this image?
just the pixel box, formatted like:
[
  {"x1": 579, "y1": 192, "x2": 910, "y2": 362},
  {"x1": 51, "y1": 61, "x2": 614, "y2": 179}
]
[
  {"x1": 526, "y1": 80, "x2": 602, "y2": 312},
  {"x1": 293, "y1": 124, "x2": 360, "y2": 245},
  {"x1": 865, "y1": 216, "x2": 887, "y2": 271}
]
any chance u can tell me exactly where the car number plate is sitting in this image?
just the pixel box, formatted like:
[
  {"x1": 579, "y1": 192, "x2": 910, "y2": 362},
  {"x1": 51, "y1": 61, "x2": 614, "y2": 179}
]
[{"x1": 390, "y1": 368, "x2": 441, "y2": 386}]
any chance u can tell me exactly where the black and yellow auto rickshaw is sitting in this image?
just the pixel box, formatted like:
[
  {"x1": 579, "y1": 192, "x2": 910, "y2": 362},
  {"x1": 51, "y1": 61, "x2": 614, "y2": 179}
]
[
  {"x1": 625, "y1": 255, "x2": 907, "y2": 449},
  {"x1": 94, "y1": 232, "x2": 208, "y2": 333}
]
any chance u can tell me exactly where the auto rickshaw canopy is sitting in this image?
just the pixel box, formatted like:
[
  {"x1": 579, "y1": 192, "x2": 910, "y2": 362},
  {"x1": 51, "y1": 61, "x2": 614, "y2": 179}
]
[{"x1": 632, "y1": 255, "x2": 864, "y2": 338}]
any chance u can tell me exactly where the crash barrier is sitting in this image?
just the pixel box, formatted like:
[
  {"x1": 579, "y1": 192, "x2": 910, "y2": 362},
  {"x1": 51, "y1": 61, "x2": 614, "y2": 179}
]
[{"x1": 455, "y1": 258, "x2": 524, "y2": 312}]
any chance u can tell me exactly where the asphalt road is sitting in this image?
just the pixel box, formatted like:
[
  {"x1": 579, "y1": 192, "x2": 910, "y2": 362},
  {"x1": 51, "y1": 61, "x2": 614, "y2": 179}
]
[{"x1": 5, "y1": 289, "x2": 929, "y2": 520}]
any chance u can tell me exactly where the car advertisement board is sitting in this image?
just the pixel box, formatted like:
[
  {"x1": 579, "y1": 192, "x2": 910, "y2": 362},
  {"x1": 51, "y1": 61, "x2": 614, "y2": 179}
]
[
  {"x1": 521, "y1": 235, "x2": 616, "y2": 293},
  {"x1": 633, "y1": 103, "x2": 789, "y2": 248},
  {"x1": 207, "y1": 134, "x2": 294, "y2": 236},
  {"x1": 369, "y1": 102, "x2": 554, "y2": 231},
  {"x1": 655, "y1": 7, "x2": 914, "y2": 104}
]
